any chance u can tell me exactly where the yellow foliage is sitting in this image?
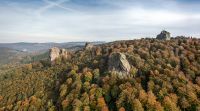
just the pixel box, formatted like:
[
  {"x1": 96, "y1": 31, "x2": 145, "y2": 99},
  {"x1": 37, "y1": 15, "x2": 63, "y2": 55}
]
[
  {"x1": 97, "y1": 97, "x2": 106, "y2": 109},
  {"x1": 62, "y1": 99, "x2": 69, "y2": 108},
  {"x1": 119, "y1": 107, "x2": 126, "y2": 111},
  {"x1": 101, "y1": 106, "x2": 109, "y2": 111}
]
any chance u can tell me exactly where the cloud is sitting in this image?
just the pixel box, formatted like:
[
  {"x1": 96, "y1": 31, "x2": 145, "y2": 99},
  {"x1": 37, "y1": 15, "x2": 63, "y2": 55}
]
[
  {"x1": 0, "y1": 0, "x2": 200, "y2": 43},
  {"x1": 36, "y1": 0, "x2": 78, "y2": 17}
]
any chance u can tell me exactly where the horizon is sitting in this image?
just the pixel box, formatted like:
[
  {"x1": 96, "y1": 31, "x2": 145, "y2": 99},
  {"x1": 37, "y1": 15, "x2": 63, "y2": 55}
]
[
  {"x1": 0, "y1": 41, "x2": 107, "y2": 44},
  {"x1": 1, "y1": 0, "x2": 200, "y2": 43},
  {"x1": 0, "y1": 35, "x2": 198, "y2": 44}
]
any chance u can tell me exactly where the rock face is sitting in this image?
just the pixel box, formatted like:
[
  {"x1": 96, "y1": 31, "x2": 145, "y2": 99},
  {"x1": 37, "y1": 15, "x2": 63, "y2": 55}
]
[
  {"x1": 49, "y1": 47, "x2": 68, "y2": 62},
  {"x1": 108, "y1": 52, "x2": 131, "y2": 78},
  {"x1": 60, "y1": 49, "x2": 68, "y2": 58},
  {"x1": 156, "y1": 30, "x2": 171, "y2": 40},
  {"x1": 85, "y1": 42, "x2": 93, "y2": 50}
]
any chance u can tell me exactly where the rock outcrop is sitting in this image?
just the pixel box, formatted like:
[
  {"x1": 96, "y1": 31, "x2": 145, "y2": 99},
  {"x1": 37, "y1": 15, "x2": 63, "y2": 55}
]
[
  {"x1": 156, "y1": 30, "x2": 171, "y2": 40},
  {"x1": 85, "y1": 42, "x2": 93, "y2": 50},
  {"x1": 60, "y1": 49, "x2": 68, "y2": 58},
  {"x1": 108, "y1": 52, "x2": 131, "y2": 78},
  {"x1": 49, "y1": 47, "x2": 68, "y2": 62}
]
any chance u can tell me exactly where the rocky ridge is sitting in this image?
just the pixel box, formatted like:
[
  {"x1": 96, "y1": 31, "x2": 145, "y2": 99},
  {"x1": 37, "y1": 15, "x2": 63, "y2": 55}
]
[{"x1": 49, "y1": 47, "x2": 68, "y2": 62}]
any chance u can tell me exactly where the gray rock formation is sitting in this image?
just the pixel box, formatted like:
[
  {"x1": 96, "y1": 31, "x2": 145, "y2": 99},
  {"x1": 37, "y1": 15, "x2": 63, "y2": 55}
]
[
  {"x1": 108, "y1": 52, "x2": 131, "y2": 78},
  {"x1": 85, "y1": 42, "x2": 93, "y2": 50},
  {"x1": 49, "y1": 47, "x2": 60, "y2": 62},
  {"x1": 156, "y1": 30, "x2": 171, "y2": 40},
  {"x1": 49, "y1": 47, "x2": 68, "y2": 62},
  {"x1": 60, "y1": 49, "x2": 68, "y2": 58}
]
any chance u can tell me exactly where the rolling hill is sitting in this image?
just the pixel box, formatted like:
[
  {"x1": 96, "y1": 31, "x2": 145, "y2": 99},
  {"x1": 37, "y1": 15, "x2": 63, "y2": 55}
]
[
  {"x1": 0, "y1": 37, "x2": 200, "y2": 111},
  {"x1": 0, "y1": 42, "x2": 105, "y2": 65}
]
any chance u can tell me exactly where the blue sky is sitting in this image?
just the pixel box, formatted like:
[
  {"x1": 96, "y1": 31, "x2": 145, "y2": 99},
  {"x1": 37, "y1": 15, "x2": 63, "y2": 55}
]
[{"x1": 0, "y1": 0, "x2": 200, "y2": 43}]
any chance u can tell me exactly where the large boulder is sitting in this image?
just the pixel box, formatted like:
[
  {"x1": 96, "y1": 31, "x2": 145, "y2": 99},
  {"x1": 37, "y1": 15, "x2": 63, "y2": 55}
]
[
  {"x1": 108, "y1": 52, "x2": 131, "y2": 78},
  {"x1": 156, "y1": 30, "x2": 171, "y2": 40},
  {"x1": 49, "y1": 47, "x2": 68, "y2": 62}
]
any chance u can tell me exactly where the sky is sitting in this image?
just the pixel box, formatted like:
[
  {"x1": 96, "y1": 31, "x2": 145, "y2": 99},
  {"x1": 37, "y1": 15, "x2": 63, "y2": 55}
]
[{"x1": 0, "y1": 0, "x2": 200, "y2": 43}]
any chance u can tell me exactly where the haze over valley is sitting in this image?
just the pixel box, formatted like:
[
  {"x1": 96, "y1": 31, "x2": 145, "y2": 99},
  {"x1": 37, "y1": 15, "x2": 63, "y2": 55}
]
[{"x1": 0, "y1": 0, "x2": 200, "y2": 111}]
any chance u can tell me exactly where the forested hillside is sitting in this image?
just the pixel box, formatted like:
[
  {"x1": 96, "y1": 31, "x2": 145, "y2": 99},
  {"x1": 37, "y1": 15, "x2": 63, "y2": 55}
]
[
  {"x1": 0, "y1": 47, "x2": 26, "y2": 65},
  {"x1": 0, "y1": 37, "x2": 200, "y2": 111}
]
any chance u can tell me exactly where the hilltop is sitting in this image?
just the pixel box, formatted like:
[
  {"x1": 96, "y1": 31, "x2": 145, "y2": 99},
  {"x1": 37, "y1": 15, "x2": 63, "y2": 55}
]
[{"x1": 0, "y1": 37, "x2": 200, "y2": 111}]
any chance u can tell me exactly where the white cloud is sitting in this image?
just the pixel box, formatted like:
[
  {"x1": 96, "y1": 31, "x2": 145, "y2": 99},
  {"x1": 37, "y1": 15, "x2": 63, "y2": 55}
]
[
  {"x1": 35, "y1": 0, "x2": 79, "y2": 18},
  {"x1": 0, "y1": 0, "x2": 200, "y2": 43}
]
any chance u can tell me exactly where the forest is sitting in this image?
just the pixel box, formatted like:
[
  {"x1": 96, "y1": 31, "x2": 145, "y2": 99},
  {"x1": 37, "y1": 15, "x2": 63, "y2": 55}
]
[{"x1": 0, "y1": 37, "x2": 200, "y2": 111}]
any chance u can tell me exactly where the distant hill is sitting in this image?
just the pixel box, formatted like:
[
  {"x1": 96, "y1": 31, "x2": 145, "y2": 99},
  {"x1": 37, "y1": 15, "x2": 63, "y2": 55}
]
[
  {"x1": 0, "y1": 42, "x2": 105, "y2": 52},
  {"x1": 0, "y1": 47, "x2": 25, "y2": 65},
  {"x1": 0, "y1": 42, "x2": 105, "y2": 65}
]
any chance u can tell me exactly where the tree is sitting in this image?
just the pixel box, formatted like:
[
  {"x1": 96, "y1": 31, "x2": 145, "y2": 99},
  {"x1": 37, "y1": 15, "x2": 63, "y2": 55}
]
[
  {"x1": 130, "y1": 67, "x2": 138, "y2": 77},
  {"x1": 84, "y1": 72, "x2": 93, "y2": 82},
  {"x1": 132, "y1": 99, "x2": 144, "y2": 111},
  {"x1": 187, "y1": 90, "x2": 198, "y2": 104},
  {"x1": 179, "y1": 97, "x2": 190, "y2": 110},
  {"x1": 195, "y1": 77, "x2": 200, "y2": 86},
  {"x1": 180, "y1": 57, "x2": 190, "y2": 70},
  {"x1": 61, "y1": 99, "x2": 69, "y2": 110},
  {"x1": 72, "y1": 99, "x2": 82, "y2": 111},
  {"x1": 80, "y1": 93, "x2": 90, "y2": 106},
  {"x1": 119, "y1": 107, "x2": 126, "y2": 111},
  {"x1": 111, "y1": 85, "x2": 119, "y2": 98},
  {"x1": 93, "y1": 68, "x2": 100, "y2": 81},
  {"x1": 147, "y1": 80, "x2": 155, "y2": 91},
  {"x1": 83, "y1": 106, "x2": 90, "y2": 111},
  {"x1": 59, "y1": 84, "x2": 68, "y2": 98},
  {"x1": 146, "y1": 91, "x2": 157, "y2": 110},
  {"x1": 95, "y1": 88, "x2": 103, "y2": 99},
  {"x1": 83, "y1": 82, "x2": 90, "y2": 92},
  {"x1": 138, "y1": 90, "x2": 147, "y2": 104},
  {"x1": 97, "y1": 97, "x2": 108, "y2": 111},
  {"x1": 154, "y1": 101, "x2": 164, "y2": 111},
  {"x1": 101, "y1": 106, "x2": 109, "y2": 111},
  {"x1": 163, "y1": 96, "x2": 179, "y2": 111}
]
